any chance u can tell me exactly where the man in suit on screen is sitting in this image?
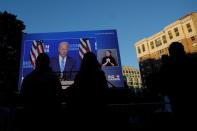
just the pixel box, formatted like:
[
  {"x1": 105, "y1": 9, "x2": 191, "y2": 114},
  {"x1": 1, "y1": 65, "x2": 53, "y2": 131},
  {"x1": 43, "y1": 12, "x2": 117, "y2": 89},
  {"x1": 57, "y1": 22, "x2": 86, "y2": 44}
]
[{"x1": 50, "y1": 42, "x2": 77, "y2": 80}]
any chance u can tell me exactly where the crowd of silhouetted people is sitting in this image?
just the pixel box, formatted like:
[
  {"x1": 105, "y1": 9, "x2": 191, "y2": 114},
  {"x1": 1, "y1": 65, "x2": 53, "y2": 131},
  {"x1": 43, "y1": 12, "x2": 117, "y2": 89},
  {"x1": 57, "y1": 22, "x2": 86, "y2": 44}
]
[
  {"x1": 1, "y1": 42, "x2": 197, "y2": 130},
  {"x1": 18, "y1": 52, "x2": 113, "y2": 130},
  {"x1": 146, "y1": 42, "x2": 197, "y2": 129}
]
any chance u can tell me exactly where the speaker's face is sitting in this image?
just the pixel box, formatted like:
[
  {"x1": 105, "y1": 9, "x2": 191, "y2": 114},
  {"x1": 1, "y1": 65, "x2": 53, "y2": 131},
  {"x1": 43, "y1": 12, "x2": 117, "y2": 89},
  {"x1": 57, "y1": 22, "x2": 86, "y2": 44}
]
[{"x1": 59, "y1": 42, "x2": 69, "y2": 58}]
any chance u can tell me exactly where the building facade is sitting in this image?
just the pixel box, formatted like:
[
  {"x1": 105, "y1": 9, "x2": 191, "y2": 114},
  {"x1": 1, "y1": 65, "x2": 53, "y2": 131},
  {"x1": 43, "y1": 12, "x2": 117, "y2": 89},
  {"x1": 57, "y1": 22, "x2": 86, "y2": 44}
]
[
  {"x1": 122, "y1": 66, "x2": 142, "y2": 89},
  {"x1": 135, "y1": 12, "x2": 197, "y2": 86}
]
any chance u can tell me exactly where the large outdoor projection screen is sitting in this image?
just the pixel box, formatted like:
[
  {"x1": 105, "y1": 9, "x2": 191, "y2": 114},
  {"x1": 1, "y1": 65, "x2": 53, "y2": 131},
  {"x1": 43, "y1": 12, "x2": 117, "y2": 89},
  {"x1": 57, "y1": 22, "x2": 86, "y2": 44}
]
[{"x1": 19, "y1": 30, "x2": 124, "y2": 90}]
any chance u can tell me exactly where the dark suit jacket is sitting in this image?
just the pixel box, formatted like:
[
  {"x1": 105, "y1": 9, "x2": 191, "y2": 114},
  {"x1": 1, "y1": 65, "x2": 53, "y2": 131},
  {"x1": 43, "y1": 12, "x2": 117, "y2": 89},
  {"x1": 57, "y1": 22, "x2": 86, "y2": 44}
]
[{"x1": 50, "y1": 56, "x2": 77, "y2": 80}]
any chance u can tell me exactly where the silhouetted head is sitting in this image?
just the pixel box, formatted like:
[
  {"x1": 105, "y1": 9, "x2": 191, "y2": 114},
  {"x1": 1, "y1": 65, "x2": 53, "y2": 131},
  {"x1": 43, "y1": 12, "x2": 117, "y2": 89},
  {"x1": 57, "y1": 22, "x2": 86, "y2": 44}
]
[
  {"x1": 58, "y1": 42, "x2": 69, "y2": 58},
  {"x1": 35, "y1": 53, "x2": 50, "y2": 71},
  {"x1": 105, "y1": 50, "x2": 112, "y2": 57},
  {"x1": 169, "y1": 42, "x2": 186, "y2": 60},
  {"x1": 80, "y1": 52, "x2": 100, "y2": 72}
]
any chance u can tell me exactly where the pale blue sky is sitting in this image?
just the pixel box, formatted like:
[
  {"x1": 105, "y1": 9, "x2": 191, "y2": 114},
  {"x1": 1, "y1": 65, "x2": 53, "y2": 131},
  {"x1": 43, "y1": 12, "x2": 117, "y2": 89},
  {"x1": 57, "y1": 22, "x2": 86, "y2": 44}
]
[{"x1": 1, "y1": 0, "x2": 197, "y2": 68}]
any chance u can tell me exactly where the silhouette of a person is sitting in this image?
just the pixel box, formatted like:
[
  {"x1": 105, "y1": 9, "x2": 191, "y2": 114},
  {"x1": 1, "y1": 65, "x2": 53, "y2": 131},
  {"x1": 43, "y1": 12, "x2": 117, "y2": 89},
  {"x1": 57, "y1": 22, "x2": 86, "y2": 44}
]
[
  {"x1": 159, "y1": 55, "x2": 171, "y2": 95},
  {"x1": 67, "y1": 52, "x2": 108, "y2": 128},
  {"x1": 159, "y1": 42, "x2": 197, "y2": 128},
  {"x1": 20, "y1": 53, "x2": 62, "y2": 130}
]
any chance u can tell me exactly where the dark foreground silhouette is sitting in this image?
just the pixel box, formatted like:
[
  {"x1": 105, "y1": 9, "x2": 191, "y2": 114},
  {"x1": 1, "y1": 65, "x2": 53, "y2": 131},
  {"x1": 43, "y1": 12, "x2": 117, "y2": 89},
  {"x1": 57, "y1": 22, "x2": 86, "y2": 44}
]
[
  {"x1": 1, "y1": 43, "x2": 197, "y2": 130},
  {"x1": 158, "y1": 42, "x2": 197, "y2": 129},
  {"x1": 66, "y1": 52, "x2": 109, "y2": 129},
  {"x1": 20, "y1": 53, "x2": 62, "y2": 130}
]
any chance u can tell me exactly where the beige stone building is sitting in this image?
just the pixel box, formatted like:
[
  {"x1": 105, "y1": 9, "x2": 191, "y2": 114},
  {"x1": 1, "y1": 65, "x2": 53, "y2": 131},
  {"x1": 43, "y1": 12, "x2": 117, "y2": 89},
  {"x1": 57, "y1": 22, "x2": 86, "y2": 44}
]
[
  {"x1": 135, "y1": 12, "x2": 197, "y2": 85},
  {"x1": 122, "y1": 66, "x2": 142, "y2": 89}
]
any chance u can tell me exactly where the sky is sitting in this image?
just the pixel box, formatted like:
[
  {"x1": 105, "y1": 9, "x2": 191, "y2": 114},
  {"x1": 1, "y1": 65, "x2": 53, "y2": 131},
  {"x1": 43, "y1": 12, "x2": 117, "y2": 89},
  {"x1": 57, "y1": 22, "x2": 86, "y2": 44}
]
[{"x1": 1, "y1": 0, "x2": 197, "y2": 68}]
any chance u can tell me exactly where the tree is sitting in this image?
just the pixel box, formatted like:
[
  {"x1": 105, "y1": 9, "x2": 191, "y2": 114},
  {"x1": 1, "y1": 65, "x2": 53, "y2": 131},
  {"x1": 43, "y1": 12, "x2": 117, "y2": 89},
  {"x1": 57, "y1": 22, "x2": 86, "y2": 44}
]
[{"x1": 0, "y1": 11, "x2": 25, "y2": 93}]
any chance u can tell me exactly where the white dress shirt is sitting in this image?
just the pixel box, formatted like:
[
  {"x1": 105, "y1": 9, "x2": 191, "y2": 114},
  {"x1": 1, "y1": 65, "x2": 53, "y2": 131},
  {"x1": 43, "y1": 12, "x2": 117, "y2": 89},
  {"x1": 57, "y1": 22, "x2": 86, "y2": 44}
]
[{"x1": 59, "y1": 55, "x2": 67, "y2": 72}]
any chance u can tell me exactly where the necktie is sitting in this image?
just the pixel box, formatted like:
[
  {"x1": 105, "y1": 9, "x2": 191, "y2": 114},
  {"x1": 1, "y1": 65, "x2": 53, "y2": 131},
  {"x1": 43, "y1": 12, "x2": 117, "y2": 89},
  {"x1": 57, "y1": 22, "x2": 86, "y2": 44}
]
[{"x1": 60, "y1": 58, "x2": 65, "y2": 74}]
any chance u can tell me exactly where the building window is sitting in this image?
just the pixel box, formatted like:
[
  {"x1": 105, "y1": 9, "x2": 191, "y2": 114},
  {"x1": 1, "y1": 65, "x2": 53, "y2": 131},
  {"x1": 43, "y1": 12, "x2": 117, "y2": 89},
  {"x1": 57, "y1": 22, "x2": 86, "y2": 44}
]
[
  {"x1": 162, "y1": 35, "x2": 167, "y2": 44},
  {"x1": 168, "y1": 31, "x2": 173, "y2": 39},
  {"x1": 191, "y1": 36, "x2": 195, "y2": 42},
  {"x1": 160, "y1": 49, "x2": 164, "y2": 54},
  {"x1": 150, "y1": 41, "x2": 154, "y2": 49},
  {"x1": 155, "y1": 38, "x2": 162, "y2": 47},
  {"x1": 174, "y1": 27, "x2": 179, "y2": 37},
  {"x1": 137, "y1": 46, "x2": 141, "y2": 54},
  {"x1": 142, "y1": 44, "x2": 145, "y2": 52},
  {"x1": 186, "y1": 23, "x2": 192, "y2": 33}
]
